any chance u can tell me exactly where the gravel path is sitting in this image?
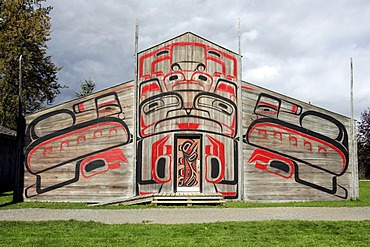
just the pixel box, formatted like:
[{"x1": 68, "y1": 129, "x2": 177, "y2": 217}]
[{"x1": 1, "y1": 207, "x2": 370, "y2": 224}]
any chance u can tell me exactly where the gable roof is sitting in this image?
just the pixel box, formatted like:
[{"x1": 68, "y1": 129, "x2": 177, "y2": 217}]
[
  {"x1": 139, "y1": 31, "x2": 239, "y2": 56},
  {"x1": 0, "y1": 125, "x2": 16, "y2": 137}
]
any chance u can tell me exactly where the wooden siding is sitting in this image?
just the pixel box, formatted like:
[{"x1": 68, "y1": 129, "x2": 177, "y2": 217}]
[
  {"x1": 241, "y1": 82, "x2": 355, "y2": 201},
  {"x1": 22, "y1": 32, "x2": 357, "y2": 202},
  {"x1": 24, "y1": 81, "x2": 134, "y2": 202},
  {"x1": 136, "y1": 32, "x2": 240, "y2": 199}
]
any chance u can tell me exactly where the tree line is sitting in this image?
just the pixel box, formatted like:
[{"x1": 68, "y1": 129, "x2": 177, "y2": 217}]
[
  {"x1": 358, "y1": 108, "x2": 370, "y2": 179},
  {"x1": 0, "y1": 0, "x2": 94, "y2": 130},
  {"x1": 0, "y1": 0, "x2": 62, "y2": 130}
]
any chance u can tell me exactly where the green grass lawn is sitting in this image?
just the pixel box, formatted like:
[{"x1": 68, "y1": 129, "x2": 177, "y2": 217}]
[
  {"x1": 226, "y1": 180, "x2": 370, "y2": 208},
  {"x1": 1, "y1": 182, "x2": 370, "y2": 246},
  {"x1": 0, "y1": 220, "x2": 369, "y2": 246},
  {"x1": 1, "y1": 181, "x2": 370, "y2": 209}
]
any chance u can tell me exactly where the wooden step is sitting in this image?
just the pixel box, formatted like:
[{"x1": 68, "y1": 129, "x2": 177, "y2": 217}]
[
  {"x1": 90, "y1": 194, "x2": 153, "y2": 206},
  {"x1": 90, "y1": 192, "x2": 225, "y2": 206},
  {"x1": 152, "y1": 193, "x2": 225, "y2": 206}
]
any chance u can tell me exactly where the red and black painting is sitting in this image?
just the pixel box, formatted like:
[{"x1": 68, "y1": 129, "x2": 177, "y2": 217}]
[
  {"x1": 24, "y1": 90, "x2": 133, "y2": 199},
  {"x1": 136, "y1": 33, "x2": 239, "y2": 198},
  {"x1": 242, "y1": 89, "x2": 350, "y2": 199}
]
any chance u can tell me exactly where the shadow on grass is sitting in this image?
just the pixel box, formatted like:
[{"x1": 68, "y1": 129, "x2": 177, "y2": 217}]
[
  {"x1": 0, "y1": 202, "x2": 15, "y2": 208},
  {"x1": 0, "y1": 191, "x2": 16, "y2": 208}
]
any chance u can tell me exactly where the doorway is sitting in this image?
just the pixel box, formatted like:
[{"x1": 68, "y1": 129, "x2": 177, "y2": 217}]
[{"x1": 175, "y1": 135, "x2": 202, "y2": 192}]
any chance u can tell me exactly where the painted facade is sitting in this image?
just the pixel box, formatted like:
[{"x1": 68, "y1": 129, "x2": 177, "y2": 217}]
[
  {"x1": 23, "y1": 32, "x2": 357, "y2": 202},
  {"x1": 242, "y1": 83, "x2": 353, "y2": 201}
]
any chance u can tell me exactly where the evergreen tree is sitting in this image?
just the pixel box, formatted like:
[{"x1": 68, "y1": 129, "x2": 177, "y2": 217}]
[
  {"x1": 0, "y1": 0, "x2": 62, "y2": 130},
  {"x1": 74, "y1": 79, "x2": 96, "y2": 98},
  {"x1": 358, "y1": 107, "x2": 370, "y2": 179}
]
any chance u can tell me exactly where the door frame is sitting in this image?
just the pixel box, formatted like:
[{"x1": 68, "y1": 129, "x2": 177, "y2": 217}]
[{"x1": 174, "y1": 134, "x2": 203, "y2": 193}]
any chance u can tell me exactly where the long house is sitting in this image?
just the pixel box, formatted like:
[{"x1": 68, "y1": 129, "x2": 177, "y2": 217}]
[
  {"x1": 0, "y1": 125, "x2": 17, "y2": 193},
  {"x1": 23, "y1": 32, "x2": 358, "y2": 202}
]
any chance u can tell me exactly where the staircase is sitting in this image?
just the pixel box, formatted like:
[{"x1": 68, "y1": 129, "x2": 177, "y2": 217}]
[{"x1": 91, "y1": 192, "x2": 225, "y2": 206}]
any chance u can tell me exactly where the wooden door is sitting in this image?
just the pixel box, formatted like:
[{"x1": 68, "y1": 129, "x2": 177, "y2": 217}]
[{"x1": 175, "y1": 136, "x2": 201, "y2": 192}]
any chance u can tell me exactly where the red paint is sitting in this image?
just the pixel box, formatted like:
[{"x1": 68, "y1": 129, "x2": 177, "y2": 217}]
[
  {"x1": 206, "y1": 56, "x2": 226, "y2": 74},
  {"x1": 151, "y1": 135, "x2": 172, "y2": 183},
  {"x1": 140, "y1": 115, "x2": 155, "y2": 137},
  {"x1": 177, "y1": 123, "x2": 200, "y2": 130},
  {"x1": 291, "y1": 104, "x2": 297, "y2": 113},
  {"x1": 77, "y1": 135, "x2": 86, "y2": 145},
  {"x1": 258, "y1": 101, "x2": 278, "y2": 110},
  {"x1": 304, "y1": 140, "x2": 312, "y2": 151},
  {"x1": 151, "y1": 55, "x2": 171, "y2": 76},
  {"x1": 219, "y1": 191, "x2": 237, "y2": 197},
  {"x1": 43, "y1": 146, "x2": 52, "y2": 157},
  {"x1": 258, "y1": 129, "x2": 267, "y2": 139},
  {"x1": 93, "y1": 130, "x2": 103, "y2": 139},
  {"x1": 115, "y1": 84, "x2": 134, "y2": 91},
  {"x1": 80, "y1": 148, "x2": 128, "y2": 178},
  {"x1": 289, "y1": 135, "x2": 298, "y2": 146},
  {"x1": 216, "y1": 83, "x2": 236, "y2": 97},
  {"x1": 140, "y1": 191, "x2": 155, "y2": 195},
  {"x1": 171, "y1": 80, "x2": 206, "y2": 91},
  {"x1": 97, "y1": 100, "x2": 119, "y2": 109},
  {"x1": 78, "y1": 103, "x2": 85, "y2": 112},
  {"x1": 248, "y1": 149, "x2": 294, "y2": 178},
  {"x1": 27, "y1": 121, "x2": 129, "y2": 173},
  {"x1": 139, "y1": 41, "x2": 238, "y2": 81},
  {"x1": 318, "y1": 146, "x2": 327, "y2": 157},
  {"x1": 176, "y1": 138, "x2": 200, "y2": 189},
  {"x1": 137, "y1": 36, "x2": 239, "y2": 197},
  {"x1": 108, "y1": 128, "x2": 118, "y2": 139},
  {"x1": 274, "y1": 131, "x2": 283, "y2": 142},
  {"x1": 141, "y1": 82, "x2": 161, "y2": 96},
  {"x1": 248, "y1": 122, "x2": 347, "y2": 173},
  {"x1": 59, "y1": 140, "x2": 70, "y2": 151},
  {"x1": 138, "y1": 40, "x2": 238, "y2": 138},
  {"x1": 205, "y1": 135, "x2": 225, "y2": 183},
  {"x1": 241, "y1": 85, "x2": 255, "y2": 91}
]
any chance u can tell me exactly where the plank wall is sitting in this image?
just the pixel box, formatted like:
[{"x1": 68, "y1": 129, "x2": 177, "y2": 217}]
[
  {"x1": 24, "y1": 81, "x2": 134, "y2": 202},
  {"x1": 22, "y1": 32, "x2": 358, "y2": 202},
  {"x1": 241, "y1": 82, "x2": 356, "y2": 201},
  {"x1": 136, "y1": 32, "x2": 240, "y2": 198}
]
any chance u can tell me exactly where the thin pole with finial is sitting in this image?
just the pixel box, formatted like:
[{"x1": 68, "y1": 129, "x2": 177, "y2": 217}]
[{"x1": 350, "y1": 58, "x2": 359, "y2": 199}]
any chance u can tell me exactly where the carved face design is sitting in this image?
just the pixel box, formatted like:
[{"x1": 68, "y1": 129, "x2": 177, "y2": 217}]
[{"x1": 138, "y1": 42, "x2": 238, "y2": 138}]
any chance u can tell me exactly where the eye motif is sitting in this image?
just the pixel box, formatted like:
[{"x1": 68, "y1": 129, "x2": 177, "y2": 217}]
[
  {"x1": 195, "y1": 63, "x2": 205, "y2": 72},
  {"x1": 171, "y1": 63, "x2": 182, "y2": 71}
]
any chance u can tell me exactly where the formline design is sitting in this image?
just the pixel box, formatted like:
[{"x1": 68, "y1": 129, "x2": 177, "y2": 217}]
[{"x1": 23, "y1": 32, "x2": 358, "y2": 203}]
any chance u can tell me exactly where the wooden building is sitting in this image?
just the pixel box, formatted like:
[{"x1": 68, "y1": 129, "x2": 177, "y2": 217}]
[
  {"x1": 0, "y1": 125, "x2": 17, "y2": 193},
  {"x1": 23, "y1": 32, "x2": 358, "y2": 202}
]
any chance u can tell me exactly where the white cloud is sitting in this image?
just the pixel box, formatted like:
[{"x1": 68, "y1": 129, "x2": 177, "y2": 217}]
[
  {"x1": 247, "y1": 65, "x2": 278, "y2": 81},
  {"x1": 46, "y1": 0, "x2": 370, "y2": 120},
  {"x1": 243, "y1": 29, "x2": 258, "y2": 41}
]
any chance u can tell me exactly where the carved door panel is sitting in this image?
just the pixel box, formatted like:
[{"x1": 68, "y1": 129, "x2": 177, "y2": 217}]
[{"x1": 175, "y1": 136, "x2": 201, "y2": 192}]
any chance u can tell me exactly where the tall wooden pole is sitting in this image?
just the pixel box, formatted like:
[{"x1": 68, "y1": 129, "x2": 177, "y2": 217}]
[
  {"x1": 13, "y1": 55, "x2": 24, "y2": 203},
  {"x1": 238, "y1": 18, "x2": 241, "y2": 55},
  {"x1": 350, "y1": 58, "x2": 354, "y2": 135},
  {"x1": 237, "y1": 18, "x2": 244, "y2": 200},
  {"x1": 350, "y1": 58, "x2": 359, "y2": 199},
  {"x1": 133, "y1": 20, "x2": 139, "y2": 196}
]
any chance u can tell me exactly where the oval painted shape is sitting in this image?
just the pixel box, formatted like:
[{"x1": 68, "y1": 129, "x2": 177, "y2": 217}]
[
  {"x1": 85, "y1": 160, "x2": 106, "y2": 173},
  {"x1": 156, "y1": 157, "x2": 166, "y2": 179},
  {"x1": 211, "y1": 158, "x2": 220, "y2": 179},
  {"x1": 301, "y1": 114, "x2": 342, "y2": 140},
  {"x1": 269, "y1": 160, "x2": 290, "y2": 173},
  {"x1": 34, "y1": 112, "x2": 75, "y2": 138}
]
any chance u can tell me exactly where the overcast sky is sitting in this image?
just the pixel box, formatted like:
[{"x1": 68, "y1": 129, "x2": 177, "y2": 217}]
[{"x1": 46, "y1": 0, "x2": 370, "y2": 120}]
